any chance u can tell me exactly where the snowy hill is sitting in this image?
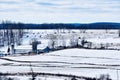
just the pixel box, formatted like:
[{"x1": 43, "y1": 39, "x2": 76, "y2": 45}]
[{"x1": 0, "y1": 48, "x2": 120, "y2": 80}]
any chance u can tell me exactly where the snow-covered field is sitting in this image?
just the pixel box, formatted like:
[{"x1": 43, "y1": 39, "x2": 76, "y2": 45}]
[
  {"x1": 0, "y1": 49, "x2": 120, "y2": 80},
  {"x1": 0, "y1": 29, "x2": 120, "y2": 80},
  {"x1": 0, "y1": 30, "x2": 119, "y2": 53}
]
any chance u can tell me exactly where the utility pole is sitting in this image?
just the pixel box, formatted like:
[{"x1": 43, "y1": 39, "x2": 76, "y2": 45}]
[
  {"x1": 117, "y1": 69, "x2": 119, "y2": 80},
  {"x1": 30, "y1": 62, "x2": 36, "y2": 80}
]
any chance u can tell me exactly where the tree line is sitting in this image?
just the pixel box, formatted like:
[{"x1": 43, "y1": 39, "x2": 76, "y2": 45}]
[
  {"x1": 0, "y1": 21, "x2": 24, "y2": 48},
  {"x1": 0, "y1": 22, "x2": 120, "y2": 29}
]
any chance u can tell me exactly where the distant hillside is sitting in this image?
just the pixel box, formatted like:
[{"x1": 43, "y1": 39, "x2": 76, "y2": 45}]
[{"x1": 0, "y1": 22, "x2": 120, "y2": 29}]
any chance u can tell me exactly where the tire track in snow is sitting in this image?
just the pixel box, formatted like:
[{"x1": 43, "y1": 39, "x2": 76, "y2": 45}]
[
  {"x1": 0, "y1": 57, "x2": 120, "y2": 70},
  {"x1": 48, "y1": 54, "x2": 120, "y2": 60}
]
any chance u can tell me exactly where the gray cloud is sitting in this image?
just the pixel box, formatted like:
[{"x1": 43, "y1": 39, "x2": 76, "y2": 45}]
[
  {"x1": 36, "y1": 2, "x2": 59, "y2": 7},
  {"x1": 0, "y1": 1, "x2": 19, "y2": 4}
]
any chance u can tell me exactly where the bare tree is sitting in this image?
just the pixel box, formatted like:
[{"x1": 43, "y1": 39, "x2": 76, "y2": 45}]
[
  {"x1": 118, "y1": 30, "x2": 120, "y2": 37},
  {"x1": 69, "y1": 34, "x2": 78, "y2": 47},
  {"x1": 99, "y1": 74, "x2": 111, "y2": 80},
  {"x1": 48, "y1": 34, "x2": 57, "y2": 49}
]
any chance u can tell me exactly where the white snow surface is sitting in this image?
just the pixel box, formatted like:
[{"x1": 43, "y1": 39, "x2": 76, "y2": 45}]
[
  {"x1": 0, "y1": 30, "x2": 120, "y2": 80},
  {"x1": 0, "y1": 49, "x2": 120, "y2": 80}
]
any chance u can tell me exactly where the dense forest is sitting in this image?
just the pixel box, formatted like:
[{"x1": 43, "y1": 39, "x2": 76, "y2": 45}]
[{"x1": 0, "y1": 21, "x2": 120, "y2": 29}]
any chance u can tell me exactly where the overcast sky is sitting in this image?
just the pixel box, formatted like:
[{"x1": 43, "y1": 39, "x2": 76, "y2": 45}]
[{"x1": 0, "y1": 0, "x2": 120, "y2": 23}]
